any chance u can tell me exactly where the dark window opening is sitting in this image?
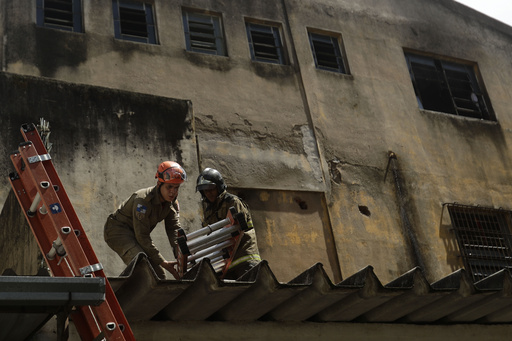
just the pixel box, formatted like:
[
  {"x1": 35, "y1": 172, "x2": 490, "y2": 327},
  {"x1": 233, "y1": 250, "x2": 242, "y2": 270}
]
[
  {"x1": 113, "y1": 0, "x2": 157, "y2": 44},
  {"x1": 447, "y1": 203, "x2": 512, "y2": 282},
  {"x1": 308, "y1": 32, "x2": 347, "y2": 74},
  {"x1": 405, "y1": 52, "x2": 494, "y2": 121},
  {"x1": 36, "y1": 0, "x2": 83, "y2": 32},
  {"x1": 183, "y1": 11, "x2": 225, "y2": 56},
  {"x1": 246, "y1": 22, "x2": 284, "y2": 64}
]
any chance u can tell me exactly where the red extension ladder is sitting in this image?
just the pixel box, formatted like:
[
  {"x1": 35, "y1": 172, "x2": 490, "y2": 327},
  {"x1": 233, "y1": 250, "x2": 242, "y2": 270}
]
[{"x1": 8, "y1": 123, "x2": 135, "y2": 340}]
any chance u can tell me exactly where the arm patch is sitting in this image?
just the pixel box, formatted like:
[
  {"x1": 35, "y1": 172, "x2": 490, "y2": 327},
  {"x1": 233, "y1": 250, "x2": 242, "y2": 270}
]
[{"x1": 136, "y1": 204, "x2": 147, "y2": 220}]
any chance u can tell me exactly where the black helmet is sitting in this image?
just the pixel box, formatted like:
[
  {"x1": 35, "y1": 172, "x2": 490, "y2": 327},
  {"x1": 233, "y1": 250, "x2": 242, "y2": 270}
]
[{"x1": 196, "y1": 168, "x2": 227, "y2": 193}]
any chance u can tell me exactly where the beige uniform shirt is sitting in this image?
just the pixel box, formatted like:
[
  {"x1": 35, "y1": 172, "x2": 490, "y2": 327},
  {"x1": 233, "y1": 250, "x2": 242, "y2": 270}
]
[{"x1": 105, "y1": 185, "x2": 180, "y2": 265}]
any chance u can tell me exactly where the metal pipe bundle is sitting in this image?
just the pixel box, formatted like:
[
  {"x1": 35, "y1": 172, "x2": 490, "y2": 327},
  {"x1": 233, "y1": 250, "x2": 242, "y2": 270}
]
[
  {"x1": 176, "y1": 206, "x2": 247, "y2": 278},
  {"x1": 185, "y1": 217, "x2": 231, "y2": 241},
  {"x1": 188, "y1": 239, "x2": 233, "y2": 262},
  {"x1": 187, "y1": 224, "x2": 240, "y2": 254}
]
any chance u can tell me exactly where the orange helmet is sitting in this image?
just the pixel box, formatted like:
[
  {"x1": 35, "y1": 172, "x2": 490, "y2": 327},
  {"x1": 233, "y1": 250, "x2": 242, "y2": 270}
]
[{"x1": 155, "y1": 161, "x2": 187, "y2": 184}]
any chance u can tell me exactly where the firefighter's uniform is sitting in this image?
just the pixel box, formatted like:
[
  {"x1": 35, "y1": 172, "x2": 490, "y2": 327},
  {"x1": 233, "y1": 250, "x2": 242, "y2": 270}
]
[
  {"x1": 104, "y1": 185, "x2": 181, "y2": 278},
  {"x1": 201, "y1": 190, "x2": 261, "y2": 279}
]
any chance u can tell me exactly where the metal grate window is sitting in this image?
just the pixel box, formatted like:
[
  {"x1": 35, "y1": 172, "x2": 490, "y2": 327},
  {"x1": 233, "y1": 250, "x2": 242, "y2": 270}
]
[
  {"x1": 308, "y1": 32, "x2": 347, "y2": 74},
  {"x1": 182, "y1": 11, "x2": 225, "y2": 56},
  {"x1": 113, "y1": 0, "x2": 157, "y2": 44},
  {"x1": 405, "y1": 52, "x2": 494, "y2": 121},
  {"x1": 245, "y1": 22, "x2": 284, "y2": 64},
  {"x1": 447, "y1": 203, "x2": 512, "y2": 282},
  {"x1": 36, "y1": 0, "x2": 83, "y2": 32}
]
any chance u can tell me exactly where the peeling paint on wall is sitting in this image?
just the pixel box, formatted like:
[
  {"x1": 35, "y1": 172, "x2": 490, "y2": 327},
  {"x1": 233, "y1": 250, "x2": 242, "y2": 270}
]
[{"x1": 300, "y1": 125, "x2": 324, "y2": 184}]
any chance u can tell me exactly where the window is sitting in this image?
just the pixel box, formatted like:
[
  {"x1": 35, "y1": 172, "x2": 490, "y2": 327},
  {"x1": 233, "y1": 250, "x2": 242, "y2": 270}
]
[
  {"x1": 112, "y1": 0, "x2": 157, "y2": 44},
  {"x1": 308, "y1": 31, "x2": 347, "y2": 74},
  {"x1": 36, "y1": 0, "x2": 83, "y2": 32},
  {"x1": 447, "y1": 203, "x2": 512, "y2": 282},
  {"x1": 182, "y1": 10, "x2": 225, "y2": 56},
  {"x1": 245, "y1": 22, "x2": 285, "y2": 64},
  {"x1": 405, "y1": 52, "x2": 494, "y2": 120}
]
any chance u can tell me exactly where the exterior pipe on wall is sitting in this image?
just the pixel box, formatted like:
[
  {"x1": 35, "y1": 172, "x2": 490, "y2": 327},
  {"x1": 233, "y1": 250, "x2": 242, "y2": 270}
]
[{"x1": 387, "y1": 151, "x2": 427, "y2": 274}]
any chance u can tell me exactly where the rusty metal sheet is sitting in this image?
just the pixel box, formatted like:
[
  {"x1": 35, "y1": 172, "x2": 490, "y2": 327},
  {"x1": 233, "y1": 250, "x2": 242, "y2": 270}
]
[
  {"x1": 442, "y1": 269, "x2": 512, "y2": 323},
  {"x1": 313, "y1": 266, "x2": 400, "y2": 322},
  {"x1": 402, "y1": 269, "x2": 477, "y2": 322},
  {"x1": 211, "y1": 261, "x2": 305, "y2": 321},
  {"x1": 105, "y1": 255, "x2": 512, "y2": 325},
  {"x1": 4, "y1": 253, "x2": 507, "y2": 327},
  {"x1": 160, "y1": 260, "x2": 251, "y2": 321},
  {"x1": 109, "y1": 254, "x2": 189, "y2": 321},
  {"x1": 266, "y1": 263, "x2": 353, "y2": 321},
  {"x1": 362, "y1": 268, "x2": 448, "y2": 322}
]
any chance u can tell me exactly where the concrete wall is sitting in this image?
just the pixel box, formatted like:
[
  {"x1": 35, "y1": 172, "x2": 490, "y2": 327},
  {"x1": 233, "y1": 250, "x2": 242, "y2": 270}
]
[
  {"x1": 0, "y1": 72, "x2": 198, "y2": 276},
  {"x1": 285, "y1": 0, "x2": 512, "y2": 282},
  {"x1": 1, "y1": 0, "x2": 512, "y2": 285},
  {"x1": 0, "y1": 189, "x2": 40, "y2": 275}
]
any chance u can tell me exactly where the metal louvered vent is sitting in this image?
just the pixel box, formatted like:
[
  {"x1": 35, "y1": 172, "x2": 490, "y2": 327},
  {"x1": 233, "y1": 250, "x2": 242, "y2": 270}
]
[
  {"x1": 119, "y1": 6, "x2": 148, "y2": 38},
  {"x1": 37, "y1": 0, "x2": 82, "y2": 32},
  {"x1": 44, "y1": 0, "x2": 74, "y2": 28},
  {"x1": 183, "y1": 12, "x2": 225, "y2": 55},
  {"x1": 113, "y1": 0, "x2": 157, "y2": 44},
  {"x1": 246, "y1": 22, "x2": 284, "y2": 64},
  {"x1": 309, "y1": 32, "x2": 346, "y2": 73}
]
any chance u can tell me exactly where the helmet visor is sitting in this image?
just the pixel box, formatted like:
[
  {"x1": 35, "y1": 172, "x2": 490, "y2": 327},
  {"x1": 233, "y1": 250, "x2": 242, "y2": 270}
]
[
  {"x1": 161, "y1": 166, "x2": 187, "y2": 183},
  {"x1": 197, "y1": 183, "x2": 216, "y2": 192}
]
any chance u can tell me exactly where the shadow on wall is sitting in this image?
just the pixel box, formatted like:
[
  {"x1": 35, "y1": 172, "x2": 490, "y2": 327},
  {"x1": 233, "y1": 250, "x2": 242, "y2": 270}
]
[
  {"x1": 0, "y1": 189, "x2": 41, "y2": 275},
  {"x1": 438, "y1": 204, "x2": 463, "y2": 273},
  {"x1": 234, "y1": 188, "x2": 341, "y2": 283}
]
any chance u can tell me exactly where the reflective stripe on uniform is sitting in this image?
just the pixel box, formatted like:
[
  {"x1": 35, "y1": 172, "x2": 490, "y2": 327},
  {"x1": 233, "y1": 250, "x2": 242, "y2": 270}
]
[{"x1": 228, "y1": 254, "x2": 261, "y2": 269}]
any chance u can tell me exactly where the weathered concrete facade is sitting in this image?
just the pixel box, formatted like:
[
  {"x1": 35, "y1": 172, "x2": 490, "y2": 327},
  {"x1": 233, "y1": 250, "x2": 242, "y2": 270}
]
[
  {"x1": 0, "y1": 72, "x2": 198, "y2": 277},
  {"x1": 2, "y1": 0, "x2": 512, "y2": 337}
]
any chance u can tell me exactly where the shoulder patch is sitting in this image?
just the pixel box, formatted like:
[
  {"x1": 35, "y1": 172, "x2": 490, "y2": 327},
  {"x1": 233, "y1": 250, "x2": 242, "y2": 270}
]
[{"x1": 136, "y1": 204, "x2": 147, "y2": 220}]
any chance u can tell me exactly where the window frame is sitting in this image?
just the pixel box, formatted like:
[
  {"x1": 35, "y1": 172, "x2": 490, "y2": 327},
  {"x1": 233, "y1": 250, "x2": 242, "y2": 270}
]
[
  {"x1": 245, "y1": 21, "x2": 285, "y2": 65},
  {"x1": 308, "y1": 30, "x2": 348, "y2": 74},
  {"x1": 447, "y1": 203, "x2": 512, "y2": 282},
  {"x1": 182, "y1": 9, "x2": 226, "y2": 56},
  {"x1": 36, "y1": 0, "x2": 83, "y2": 33},
  {"x1": 112, "y1": 0, "x2": 158, "y2": 44},
  {"x1": 404, "y1": 51, "x2": 495, "y2": 121}
]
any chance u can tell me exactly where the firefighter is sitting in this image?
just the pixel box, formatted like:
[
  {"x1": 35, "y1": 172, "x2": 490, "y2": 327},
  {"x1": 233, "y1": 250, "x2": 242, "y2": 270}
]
[
  {"x1": 104, "y1": 161, "x2": 187, "y2": 279},
  {"x1": 196, "y1": 168, "x2": 261, "y2": 279}
]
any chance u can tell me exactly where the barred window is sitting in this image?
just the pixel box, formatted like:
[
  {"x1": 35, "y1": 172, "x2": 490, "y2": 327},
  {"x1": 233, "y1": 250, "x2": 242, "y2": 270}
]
[
  {"x1": 405, "y1": 51, "x2": 494, "y2": 120},
  {"x1": 308, "y1": 31, "x2": 348, "y2": 74},
  {"x1": 245, "y1": 22, "x2": 285, "y2": 64},
  {"x1": 113, "y1": 0, "x2": 157, "y2": 44},
  {"x1": 183, "y1": 10, "x2": 225, "y2": 56},
  {"x1": 36, "y1": 0, "x2": 83, "y2": 32},
  {"x1": 447, "y1": 203, "x2": 512, "y2": 282}
]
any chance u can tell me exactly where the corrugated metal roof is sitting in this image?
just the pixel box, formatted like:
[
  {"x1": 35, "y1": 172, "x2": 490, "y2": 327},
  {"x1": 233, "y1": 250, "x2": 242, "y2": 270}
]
[
  {"x1": 0, "y1": 269, "x2": 105, "y2": 341},
  {"x1": 109, "y1": 253, "x2": 512, "y2": 324}
]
